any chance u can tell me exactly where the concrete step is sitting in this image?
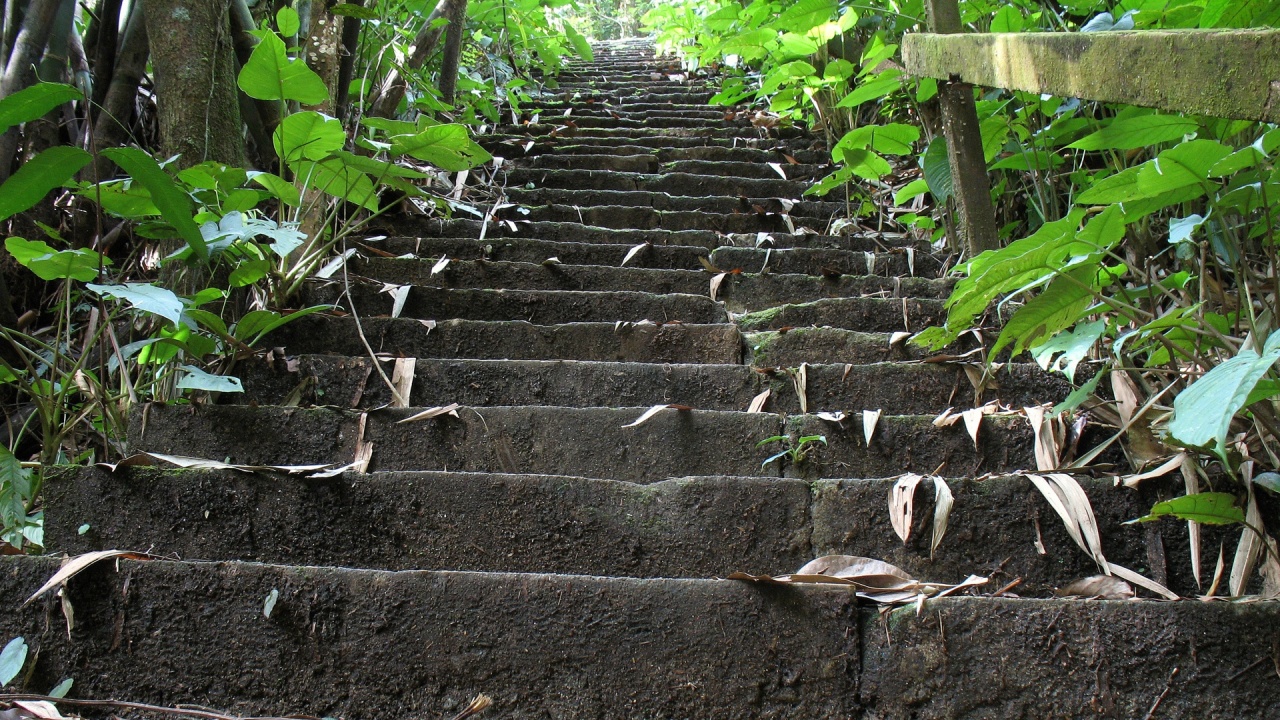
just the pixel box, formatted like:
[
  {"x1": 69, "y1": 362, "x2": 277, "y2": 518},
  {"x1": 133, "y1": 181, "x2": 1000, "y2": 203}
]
[
  {"x1": 265, "y1": 315, "x2": 744, "y2": 364},
  {"x1": 503, "y1": 188, "x2": 842, "y2": 217},
  {"x1": 0, "y1": 555, "x2": 861, "y2": 719},
  {"x1": 711, "y1": 244, "x2": 946, "y2": 277},
  {"x1": 374, "y1": 235, "x2": 712, "y2": 269},
  {"x1": 500, "y1": 143, "x2": 829, "y2": 165},
  {"x1": 504, "y1": 168, "x2": 809, "y2": 196},
  {"x1": 302, "y1": 285, "x2": 728, "y2": 324},
  {"x1": 350, "y1": 257, "x2": 952, "y2": 307},
  {"x1": 736, "y1": 296, "x2": 946, "y2": 333},
  {"x1": 747, "y1": 327, "x2": 944, "y2": 366},
  {"x1": 522, "y1": 154, "x2": 826, "y2": 182},
  {"x1": 234, "y1": 355, "x2": 1064, "y2": 413},
  {"x1": 127, "y1": 404, "x2": 1038, "y2": 479},
  {"x1": 501, "y1": 203, "x2": 821, "y2": 235},
  {"x1": 44, "y1": 469, "x2": 1210, "y2": 596}
]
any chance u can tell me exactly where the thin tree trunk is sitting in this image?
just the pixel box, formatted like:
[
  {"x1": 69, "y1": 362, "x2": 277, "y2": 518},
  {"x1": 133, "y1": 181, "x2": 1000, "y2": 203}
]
[
  {"x1": 230, "y1": 0, "x2": 279, "y2": 168},
  {"x1": 144, "y1": 0, "x2": 246, "y2": 169},
  {"x1": 437, "y1": 0, "x2": 468, "y2": 107},
  {"x1": 0, "y1": 269, "x2": 17, "y2": 331},
  {"x1": 85, "y1": 0, "x2": 147, "y2": 182},
  {"x1": 87, "y1": 0, "x2": 122, "y2": 111},
  {"x1": 368, "y1": 0, "x2": 454, "y2": 119},
  {"x1": 334, "y1": 0, "x2": 363, "y2": 123},
  {"x1": 301, "y1": 0, "x2": 345, "y2": 114},
  {"x1": 0, "y1": 0, "x2": 62, "y2": 181}
]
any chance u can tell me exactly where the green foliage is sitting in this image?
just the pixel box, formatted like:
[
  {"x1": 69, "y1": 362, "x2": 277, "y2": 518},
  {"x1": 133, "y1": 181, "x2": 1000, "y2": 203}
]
[
  {"x1": 0, "y1": 636, "x2": 27, "y2": 685},
  {"x1": 1132, "y1": 493, "x2": 1246, "y2": 525},
  {"x1": 758, "y1": 434, "x2": 827, "y2": 468}
]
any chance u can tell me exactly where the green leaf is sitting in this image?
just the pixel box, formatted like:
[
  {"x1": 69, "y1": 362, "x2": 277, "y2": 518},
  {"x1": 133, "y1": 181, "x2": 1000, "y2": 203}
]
[
  {"x1": 0, "y1": 636, "x2": 27, "y2": 686},
  {"x1": 1133, "y1": 492, "x2": 1245, "y2": 525},
  {"x1": 177, "y1": 365, "x2": 244, "y2": 393},
  {"x1": 834, "y1": 123, "x2": 919, "y2": 157},
  {"x1": 0, "y1": 145, "x2": 91, "y2": 222},
  {"x1": 331, "y1": 3, "x2": 378, "y2": 19},
  {"x1": 564, "y1": 22, "x2": 593, "y2": 61},
  {"x1": 841, "y1": 148, "x2": 892, "y2": 180},
  {"x1": 101, "y1": 147, "x2": 207, "y2": 261},
  {"x1": 1031, "y1": 318, "x2": 1105, "y2": 381},
  {"x1": 760, "y1": 60, "x2": 818, "y2": 95},
  {"x1": 1168, "y1": 330, "x2": 1280, "y2": 452},
  {"x1": 0, "y1": 82, "x2": 81, "y2": 134},
  {"x1": 1050, "y1": 363, "x2": 1107, "y2": 417},
  {"x1": 1254, "y1": 472, "x2": 1280, "y2": 494},
  {"x1": 237, "y1": 31, "x2": 328, "y2": 105},
  {"x1": 1168, "y1": 214, "x2": 1206, "y2": 244},
  {"x1": 5, "y1": 237, "x2": 107, "y2": 282},
  {"x1": 294, "y1": 157, "x2": 378, "y2": 210},
  {"x1": 1067, "y1": 115, "x2": 1197, "y2": 151},
  {"x1": 990, "y1": 150, "x2": 1064, "y2": 171},
  {"x1": 249, "y1": 171, "x2": 302, "y2": 206},
  {"x1": 777, "y1": 32, "x2": 820, "y2": 59},
  {"x1": 390, "y1": 124, "x2": 492, "y2": 171},
  {"x1": 835, "y1": 71, "x2": 903, "y2": 108},
  {"x1": 990, "y1": 5, "x2": 1024, "y2": 31},
  {"x1": 922, "y1": 138, "x2": 953, "y2": 202},
  {"x1": 48, "y1": 678, "x2": 73, "y2": 698},
  {"x1": 770, "y1": 0, "x2": 837, "y2": 32},
  {"x1": 1200, "y1": 0, "x2": 1278, "y2": 27},
  {"x1": 233, "y1": 305, "x2": 330, "y2": 346},
  {"x1": 276, "y1": 6, "x2": 300, "y2": 36},
  {"x1": 87, "y1": 282, "x2": 185, "y2": 326},
  {"x1": 274, "y1": 111, "x2": 345, "y2": 163},
  {"x1": 893, "y1": 178, "x2": 930, "y2": 206},
  {"x1": 992, "y1": 266, "x2": 1099, "y2": 358}
]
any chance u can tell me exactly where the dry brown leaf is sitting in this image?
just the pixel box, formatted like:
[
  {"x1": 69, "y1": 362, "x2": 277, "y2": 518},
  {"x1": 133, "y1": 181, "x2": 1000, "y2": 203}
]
[
  {"x1": 397, "y1": 402, "x2": 461, "y2": 424},
  {"x1": 931, "y1": 476, "x2": 954, "y2": 558},
  {"x1": 1120, "y1": 453, "x2": 1186, "y2": 489},
  {"x1": 103, "y1": 453, "x2": 333, "y2": 475},
  {"x1": 1182, "y1": 457, "x2": 1202, "y2": 589},
  {"x1": 622, "y1": 404, "x2": 689, "y2": 428},
  {"x1": 1056, "y1": 575, "x2": 1134, "y2": 600},
  {"x1": 747, "y1": 389, "x2": 770, "y2": 413},
  {"x1": 792, "y1": 363, "x2": 808, "y2": 414},
  {"x1": 1109, "y1": 563, "x2": 1179, "y2": 600},
  {"x1": 1026, "y1": 405, "x2": 1057, "y2": 471},
  {"x1": 961, "y1": 408, "x2": 983, "y2": 449},
  {"x1": 889, "y1": 331, "x2": 910, "y2": 347},
  {"x1": 905, "y1": 247, "x2": 915, "y2": 276},
  {"x1": 842, "y1": 363, "x2": 853, "y2": 382},
  {"x1": 729, "y1": 555, "x2": 987, "y2": 604},
  {"x1": 12, "y1": 701, "x2": 65, "y2": 720},
  {"x1": 889, "y1": 473, "x2": 925, "y2": 544},
  {"x1": 933, "y1": 407, "x2": 958, "y2": 427},
  {"x1": 1025, "y1": 473, "x2": 1108, "y2": 571},
  {"x1": 1112, "y1": 370, "x2": 1140, "y2": 427},
  {"x1": 382, "y1": 283, "x2": 411, "y2": 319},
  {"x1": 621, "y1": 243, "x2": 648, "y2": 267},
  {"x1": 24, "y1": 550, "x2": 156, "y2": 606},
  {"x1": 1230, "y1": 480, "x2": 1262, "y2": 597},
  {"x1": 709, "y1": 272, "x2": 728, "y2": 301},
  {"x1": 1204, "y1": 542, "x2": 1226, "y2": 599},
  {"x1": 767, "y1": 162, "x2": 787, "y2": 180},
  {"x1": 864, "y1": 251, "x2": 876, "y2": 276},
  {"x1": 863, "y1": 409, "x2": 882, "y2": 446},
  {"x1": 390, "y1": 357, "x2": 416, "y2": 409}
]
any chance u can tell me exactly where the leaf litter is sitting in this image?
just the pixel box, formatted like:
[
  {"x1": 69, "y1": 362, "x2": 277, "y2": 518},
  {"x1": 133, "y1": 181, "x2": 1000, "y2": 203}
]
[{"x1": 729, "y1": 555, "x2": 986, "y2": 604}]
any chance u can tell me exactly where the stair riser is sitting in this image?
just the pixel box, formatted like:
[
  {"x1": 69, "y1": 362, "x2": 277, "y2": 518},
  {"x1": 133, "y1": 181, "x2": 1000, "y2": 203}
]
[
  {"x1": 0, "y1": 557, "x2": 861, "y2": 719},
  {"x1": 302, "y1": 285, "x2": 728, "y2": 325},
  {"x1": 504, "y1": 169, "x2": 809, "y2": 196},
  {"x1": 504, "y1": 188, "x2": 842, "y2": 216},
  {"x1": 45, "y1": 471, "x2": 1210, "y2": 595},
  {"x1": 737, "y1": 297, "x2": 946, "y2": 333},
  {"x1": 502, "y1": 205, "x2": 827, "y2": 234},
  {"x1": 376, "y1": 236, "x2": 711, "y2": 268},
  {"x1": 266, "y1": 316, "x2": 745, "y2": 364}
]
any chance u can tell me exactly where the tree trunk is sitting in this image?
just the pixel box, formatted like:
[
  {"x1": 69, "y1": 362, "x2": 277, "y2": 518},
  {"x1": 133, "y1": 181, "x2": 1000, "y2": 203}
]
[
  {"x1": 144, "y1": 0, "x2": 246, "y2": 169},
  {"x1": 300, "y1": 0, "x2": 345, "y2": 114},
  {"x1": 437, "y1": 0, "x2": 468, "y2": 107},
  {"x1": 86, "y1": 0, "x2": 123, "y2": 112},
  {"x1": 334, "y1": 0, "x2": 363, "y2": 123},
  {"x1": 85, "y1": 0, "x2": 147, "y2": 182},
  {"x1": 0, "y1": 0, "x2": 62, "y2": 181},
  {"x1": 230, "y1": 0, "x2": 279, "y2": 168}
]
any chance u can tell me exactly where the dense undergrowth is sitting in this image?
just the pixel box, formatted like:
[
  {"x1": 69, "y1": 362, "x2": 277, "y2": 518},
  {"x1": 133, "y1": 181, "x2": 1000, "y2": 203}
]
[{"x1": 645, "y1": 0, "x2": 1280, "y2": 593}]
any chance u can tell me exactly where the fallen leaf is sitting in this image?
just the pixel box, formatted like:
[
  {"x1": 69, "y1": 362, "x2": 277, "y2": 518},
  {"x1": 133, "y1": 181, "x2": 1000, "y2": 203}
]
[
  {"x1": 105, "y1": 453, "x2": 333, "y2": 475},
  {"x1": 889, "y1": 332, "x2": 910, "y2": 347},
  {"x1": 1026, "y1": 473, "x2": 1108, "y2": 572},
  {"x1": 1109, "y1": 563, "x2": 1179, "y2": 600},
  {"x1": 1026, "y1": 405, "x2": 1058, "y2": 471},
  {"x1": 933, "y1": 407, "x2": 958, "y2": 427},
  {"x1": 709, "y1": 272, "x2": 727, "y2": 301},
  {"x1": 1056, "y1": 575, "x2": 1134, "y2": 600},
  {"x1": 767, "y1": 162, "x2": 787, "y2": 180},
  {"x1": 25, "y1": 550, "x2": 157, "y2": 606},
  {"x1": 352, "y1": 412, "x2": 373, "y2": 474},
  {"x1": 889, "y1": 473, "x2": 925, "y2": 544},
  {"x1": 905, "y1": 247, "x2": 915, "y2": 276},
  {"x1": 729, "y1": 555, "x2": 987, "y2": 604},
  {"x1": 622, "y1": 404, "x2": 689, "y2": 428},
  {"x1": 747, "y1": 389, "x2": 770, "y2": 413},
  {"x1": 931, "y1": 476, "x2": 954, "y2": 557},
  {"x1": 961, "y1": 408, "x2": 983, "y2": 448},
  {"x1": 1120, "y1": 453, "x2": 1185, "y2": 488},
  {"x1": 1230, "y1": 480, "x2": 1262, "y2": 597},
  {"x1": 390, "y1": 357, "x2": 416, "y2": 409},
  {"x1": 1183, "y1": 457, "x2": 1202, "y2": 589},
  {"x1": 13, "y1": 701, "x2": 64, "y2": 720},
  {"x1": 842, "y1": 364, "x2": 853, "y2": 382},
  {"x1": 542, "y1": 257, "x2": 561, "y2": 266},
  {"x1": 816, "y1": 411, "x2": 847, "y2": 423},
  {"x1": 864, "y1": 251, "x2": 876, "y2": 275},
  {"x1": 381, "y1": 283, "x2": 411, "y2": 319},
  {"x1": 792, "y1": 363, "x2": 808, "y2": 414},
  {"x1": 1112, "y1": 370, "x2": 1140, "y2": 427},
  {"x1": 621, "y1": 243, "x2": 648, "y2": 266},
  {"x1": 397, "y1": 402, "x2": 461, "y2": 424},
  {"x1": 863, "y1": 409, "x2": 882, "y2": 446},
  {"x1": 698, "y1": 256, "x2": 722, "y2": 273},
  {"x1": 314, "y1": 249, "x2": 357, "y2": 279}
]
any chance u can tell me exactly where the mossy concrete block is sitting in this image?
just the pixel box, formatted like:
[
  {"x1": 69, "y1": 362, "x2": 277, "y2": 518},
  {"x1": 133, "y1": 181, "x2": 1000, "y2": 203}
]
[{"x1": 903, "y1": 29, "x2": 1280, "y2": 121}]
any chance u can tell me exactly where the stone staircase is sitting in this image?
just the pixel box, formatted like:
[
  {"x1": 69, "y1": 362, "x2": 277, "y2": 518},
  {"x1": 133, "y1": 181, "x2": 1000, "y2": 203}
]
[{"x1": 2, "y1": 38, "x2": 1278, "y2": 719}]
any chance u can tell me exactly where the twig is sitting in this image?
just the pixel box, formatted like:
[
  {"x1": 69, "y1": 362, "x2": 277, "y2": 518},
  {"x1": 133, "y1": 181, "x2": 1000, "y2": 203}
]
[
  {"x1": 1142, "y1": 667, "x2": 1178, "y2": 720},
  {"x1": 340, "y1": 245, "x2": 404, "y2": 407},
  {"x1": 0, "y1": 693, "x2": 316, "y2": 720}
]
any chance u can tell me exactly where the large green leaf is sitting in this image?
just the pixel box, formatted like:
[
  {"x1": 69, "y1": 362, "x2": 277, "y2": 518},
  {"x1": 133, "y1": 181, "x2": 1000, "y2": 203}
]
[
  {"x1": 1168, "y1": 330, "x2": 1280, "y2": 453},
  {"x1": 390, "y1": 124, "x2": 493, "y2": 171},
  {"x1": 0, "y1": 636, "x2": 27, "y2": 686},
  {"x1": 564, "y1": 22, "x2": 593, "y2": 61},
  {"x1": 87, "y1": 282, "x2": 186, "y2": 326},
  {"x1": 237, "y1": 31, "x2": 328, "y2": 105},
  {"x1": 273, "y1": 111, "x2": 345, "y2": 163},
  {"x1": 233, "y1": 305, "x2": 330, "y2": 346},
  {"x1": 101, "y1": 147, "x2": 207, "y2": 261},
  {"x1": 992, "y1": 266, "x2": 1101, "y2": 358},
  {"x1": 177, "y1": 365, "x2": 244, "y2": 393},
  {"x1": 0, "y1": 145, "x2": 90, "y2": 222},
  {"x1": 1133, "y1": 492, "x2": 1245, "y2": 525},
  {"x1": 834, "y1": 123, "x2": 919, "y2": 157},
  {"x1": 0, "y1": 82, "x2": 81, "y2": 134},
  {"x1": 294, "y1": 157, "x2": 378, "y2": 210},
  {"x1": 5, "y1": 237, "x2": 108, "y2": 282},
  {"x1": 922, "y1": 138, "x2": 953, "y2": 202},
  {"x1": 1067, "y1": 115, "x2": 1197, "y2": 151},
  {"x1": 770, "y1": 0, "x2": 837, "y2": 32},
  {"x1": 1200, "y1": 0, "x2": 1280, "y2": 27}
]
